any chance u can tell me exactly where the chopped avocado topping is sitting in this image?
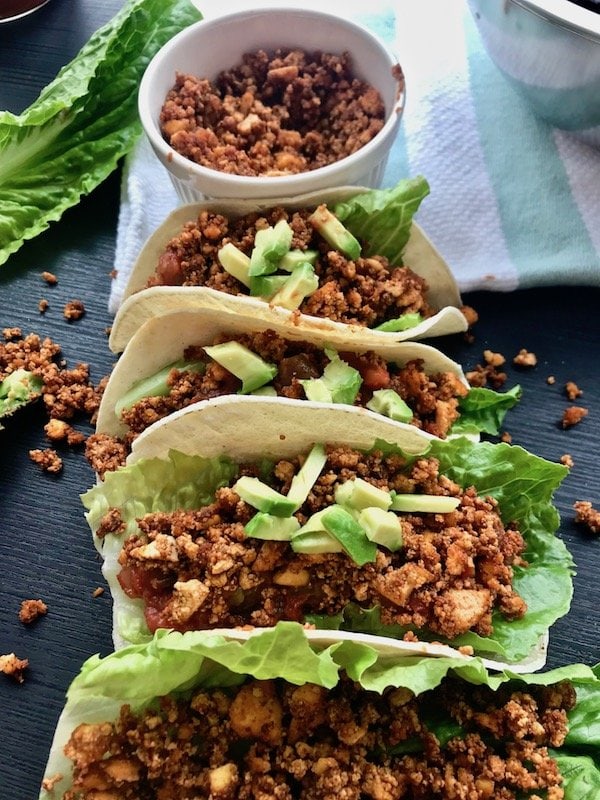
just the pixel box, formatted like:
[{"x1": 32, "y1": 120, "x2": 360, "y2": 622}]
[
  {"x1": 251, "y1": 385, "x2": 277, "y2": 397},
  {"x1": 203, "y1": 341, "x2": 277, "y2": 394},
  {"x1": 115, "y1": 359, "x2": 205, "y2": 418},
  {"x1": 279, "y1": 248, "x2": 318, "y2": 271},
  {"x1": 249, "y1": 219, "x2": 293, "y2": 277},
  {"x1": 366, "y1": 389, "x2": 413, "y2": 423},
  {"x1": 291, "y1": 530, "x2": 344, "y2": 554},
  {"x1": 0, "y1": 368, "x2": 43, "y2": 419},
  {"x1": 320, "y1": 506, "x2": 378, "y2": 566},
  {"x1": 358, "y1": 506, "x2": 404, "y2": 551},
  {"x1": 217, "y1": 242, "x2": 251, "y2": 288},
  {"x1": 374, "y1": 312, "x2": 424, "y2": 332},
  {"x1": 287, "y1": 444, "x2": 327, "y2": 510},
  {"x1": 335, "y1": 477, "x2": 392, "y2": 511},
  {"x1": 233, "y1": 476, "x2": 297, "y2": 517},
  {"x1": 270, "y1": 262, "x2": 319, "y2": 311},
  {"x1": 309, "y1": 204, "x2": 361, "y2": 260},
  {"x1": 300, "y1": 351, "x2": 362, "y2": 405},
  {"x1": 249, "y1": 274, "x2": 289, "y2": 299},
  {"x1": 390, "y1": 493, "x2": 461, "y2": 513},
  {"x1": 244, "y1": 512, "x2": 300, "y2": 541}
]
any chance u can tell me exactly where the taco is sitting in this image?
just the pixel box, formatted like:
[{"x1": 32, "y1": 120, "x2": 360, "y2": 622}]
[
  {"x1": 90, "y1": 308, "x2": 520, "y2": 476},
  {"x1": 39, "y1": 624, "x2": 600, "y2": 800},
  {"x1": 108, "y1": 178, "x2": 469, "y2": 353},
  {"x1": 82, "y1": 399, "x2": 572, "y2": 670}
]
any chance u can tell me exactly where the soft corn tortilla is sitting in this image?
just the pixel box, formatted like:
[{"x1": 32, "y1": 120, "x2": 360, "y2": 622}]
[
  {"x1": 98, "y1": 305, "x2": 469, "y2": 438},
  {"x1": 108, "y1": 186, "x2": 467, "y2": 353}
]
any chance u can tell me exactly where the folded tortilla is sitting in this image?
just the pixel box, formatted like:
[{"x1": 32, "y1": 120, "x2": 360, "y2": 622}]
[
  {"x1": 82, "y1": 399, "x2": 572, "y2": 672},
  {"x1": 108, "y1": 186, "x2": 467, "y2": 353},
  {"x1": 39, "y1": 624, "x2": 600, "y2": 800}
]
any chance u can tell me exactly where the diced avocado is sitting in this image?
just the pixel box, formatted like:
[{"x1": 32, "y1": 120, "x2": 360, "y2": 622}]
[
  {"x1": 291, "y1": 530, "x2": 344, "y2": 554},
  {"x1": 249, "y1": 274, "x2": 289, "y2": 299},
  {"x1": 233, "y1": 475, "x2": 297, "y2": 517},
  {"x1": 300, "y1": 377, "x2": 333, "y2": 403},
  {"x1": 203, "y1": 341, "x2": 277, "y2": 394},
  {"x1": 244, "y1": 512, "x2": 300, "y2": 541},
  {"x1": 115, "y1": 359, "x2": 205, "y2": 418},
  {"x1": 217, "y1": 242, "x2": 251, "y2": 288},
  {"x1": 374, "y1": 312, "x2": 423, "y2": 332},
  {"x1": 251, "y1": 385, "x2": 277, "y2": 397},
  {"x1": 389, "y1": 493, "x2": 461, "y2": 513},
  {"x1": 287, "y1": 443, "x2": 327, "y2": 509},
  {"x1": 270, "y1": 262, "x2": 319, "y2": 311},
  {"x1": 0, "y1": 368, "x2": 43, "y2": 418},
  {"x1": 320, "y1": 506, "x2": 377, "y2": 566},
  {"x1": 300, "y1": 351, "x2": 362, "y2": 406},
  {"x1": 309, "y1": 204, "x2": 361, "y2": 260},
  {"x1": 334, "y1": 477, "x2": 392, "y2": 511},
  {"x1": 249, "y1": 219, "x2": 294, "y2": 277},
  {"x1": 367, "y1": 389, "x2": 413, "y2": 423},
  {"x1": 358, "y1": 506, "x2": 403, "y2": 552},
  {"x1": 279, "y1": 248, "x2": 318, "y2": 271}
]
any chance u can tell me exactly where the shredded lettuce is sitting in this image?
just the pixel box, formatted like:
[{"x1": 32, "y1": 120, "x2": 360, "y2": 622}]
[
  {"x1": 0, "y1": 368, "x2": 43, "y2": 428},
  {"x1": 0, "y1": 0, "x2": 202, "y2": 266},
  {"x1": 334, "y1": 176, "x2": 430, "y2": 265},
  {"x1": 451, "y1": 384, "x2": 522, "y2": 436}
]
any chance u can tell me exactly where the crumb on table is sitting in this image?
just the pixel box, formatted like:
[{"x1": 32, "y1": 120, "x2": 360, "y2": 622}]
[
  {"x1": 501, "y1": 431, "x2": 512, "y2": 444},
  {"x1": 92, "y1": 587, "x2": 105, "y2": 598},
  {"x1": 574, "y1": 501, "x2": 600, "y2": 535},
  {"x1": 0, "y1": 653, "x2": 28, "y2": 683},
  {"x1": 560, "y1": 454, "x2": 574, "y2": 468},
  {"x1": 29, "y1": 448, "x2": 63, "y2": 474},
  {"x1": 565, "y1": 381, "x2": 582, "y2": 400},
  {"x1": 44, "y1": 419, "x2": 85, "y2": 447},
  {"x1": 3, "y1": 326, "x2": 22, "y2": 341},
  {"x1": 513, "y1": 348, "x2": 537, "y2": 367},
  {"x1": 562, "y1": 406, "x2": 588, "y2": 429},
  {"x1": 41, "y1": 774, "x2": 63, "y2": 792},
  {"x1": 546, "y1": 375, "x2": 555, "y2": 385},
  {"x1": 63, "y1": 300, "x2": 85, "y2": 321},
  {"x1": 38, "y1": 299, "x2": 49, "y2": 314},
  {"x1": 41, "y1": 271, "x2": 57, "y2": 285},
  {"x1": 19, "y1": 599, "x2": 48, "y2": 624}
]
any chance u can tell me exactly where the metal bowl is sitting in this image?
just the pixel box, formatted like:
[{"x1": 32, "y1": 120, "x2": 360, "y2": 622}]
[{"x1": 467, "y1": 0, "x2": 600, "y2": 145}]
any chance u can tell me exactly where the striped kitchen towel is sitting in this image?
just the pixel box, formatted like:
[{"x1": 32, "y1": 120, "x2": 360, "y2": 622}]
[{"x1": 109, "y1": 0, "x2": 600, "y2": 313}]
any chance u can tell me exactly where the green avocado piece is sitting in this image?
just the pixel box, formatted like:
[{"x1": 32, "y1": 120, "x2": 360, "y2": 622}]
[
  {"x1": 300, "y1": 351, "x2": 362, "y2": 406},
  {"x1": 374, "y1": 312, "x2": 424, "y2": 332},
  {"x1": 320, "y1": 506, "x2": 377, "y2": 566},
  {"x1": 358, "y1": 506, "x2": 404, "y2": 552},
  {"x1": 366, "y1": 389, "x2": 413, "y2": 423},
  {"x1": 279, "y1": 248, "x2": 318, "y2": 271},
  {"x1": 334, "y1": 477, "x2": 392, "y2": 511},
  {"x1": 291, "y1": 529, "x2": 344, "y2": 554},
  {"x1": 115, "y1": 359, "x2": 205, "y2": 418},
  {"x1": 203, "y1": 341, "x2": 277, "y2": 394},
  {"x1": 249, "y1": 219, "x2": 294, "y2": 277},
  {"x1": 0, "y1": 368, "x2": 43, "y2": 421},
  {"x1": 300, "y1": 377, "x2": 333, "y2": 403},
  {"x1": 309, "y1": 204, "x2": 361, "y2": 260},
  {"x1": 217, "y1": 242, "x2": 251, "y2": 288},
  {"x1": 233, "y1": 475, "x2": 297, "y2": 517},
  {"x1": 244, "y1": 512, "x2": 300, "y2": 541},
  {"x1": 287, "y1": 443, "x2": 327, "y2": 510},
  {"x1": 249, "y1": 274, "x2": 289, "y2": 299},
  {"x1": 270, "y1": 262, "x2": 319, "y2": 311},
  {"x1": 389, "y1": 493, "x2": 460, "y2": 513}
]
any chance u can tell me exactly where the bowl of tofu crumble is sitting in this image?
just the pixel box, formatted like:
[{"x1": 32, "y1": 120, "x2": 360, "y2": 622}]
[{"x1": 137, "y1": 6, "x2": 405, "y2": 202}]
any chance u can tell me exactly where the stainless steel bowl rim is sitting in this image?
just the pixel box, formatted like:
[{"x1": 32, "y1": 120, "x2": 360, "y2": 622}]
[{"x1": 510, "y1": 0, "x2": 600, "y2": 41}]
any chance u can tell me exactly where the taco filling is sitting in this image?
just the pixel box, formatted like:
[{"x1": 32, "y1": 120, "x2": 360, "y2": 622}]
[
  {"x1": 60, "y1": 671, "x2": 574, "y2": 800},
  {"x1": 98, "y1": 446, "x2": 527, "y2": 641}
]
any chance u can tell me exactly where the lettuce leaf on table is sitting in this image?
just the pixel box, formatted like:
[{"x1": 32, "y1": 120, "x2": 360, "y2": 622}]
[{"x1": 0, "y1": 0, "x2": 202, "y2": 267}]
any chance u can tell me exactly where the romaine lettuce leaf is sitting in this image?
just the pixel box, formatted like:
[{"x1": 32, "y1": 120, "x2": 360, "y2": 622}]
[
  {"x1": 452, "y1": 384, "x2": 522, "y2": 436},
  {"x1": 0, "y1": 0, "x2": 202, "y2": 266},
  {"x1": 0, "y1": 368, "x2": 42, "y2": 428}
]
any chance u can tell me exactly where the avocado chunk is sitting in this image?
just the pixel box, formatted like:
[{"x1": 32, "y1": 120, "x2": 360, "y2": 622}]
[
  {"x1": 374, "y1": 312, "x2": 424, "y2": 332},
  {"x1": 366, "y1": 389, "x2": 413, "y2": 423},
  {"x1": 291, "y1": 530, "x2": 344, "y2": 554},
  {"x1": 279, "y1": 248, "x2": 318, "y2": 271},
  {"x1": 115, "y1": 358, "x2": 205, "y2": 418},
  {"x1": 335, "y1": 477, "x2": 393, "y2": 511},
  {"x1": 270, "y1": 262, "x2": 319, "y2": 311},
  {"x1": 217, "y1": 242, "x2": 251, "y2": 288},
  {"x1": 319, "y1": 506, "x2": 377, "y2": 565},
  {"x1": 287, "y1": 443, "x2": 327, "y2": 510},
  {"x1": 203, "y1": 341, "x2": 277, "y2": 394},
  {"x1": 233, "y1": 475, "x2": 297, "y2": 517},
  {"x1": 249, "y1": 219, "x2": 293, "y2": 277},
  {"x1": 300, "y1": 351, "x2": 362, "y2": 405},
  {"x1": 309, "y1": 204, "x2": 361, "y2": 260},
  {"x1": 300, "y1": 378, "x2": 333, "y2": 403},
  {"x1": 249, "y1": 274, "x2": 289, "y2": 299},
  {"x1": 390, "y1": 493, "x2": 460, "y2": 513},
  {"x1": 244, "y1": 512, "x2": 300, "y2": 541},
  {"x1": 358, "y1": 506, "x2": 403, "y2": 552}
]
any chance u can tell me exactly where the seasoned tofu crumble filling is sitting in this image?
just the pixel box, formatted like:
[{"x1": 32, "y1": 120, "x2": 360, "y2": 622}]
[
  {"x1": 101, "y1": 447, "x2": 527, "y2": 639},
  {"x1": 147, "y1": 207, "x2": 435, "y2": 327},
  {"x1": 61, "y1": 675, "x2": 574, "y2": 800}
]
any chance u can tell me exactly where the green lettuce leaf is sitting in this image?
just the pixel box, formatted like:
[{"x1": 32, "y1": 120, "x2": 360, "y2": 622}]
[
  {"x1": 452, "y1": 384, "x2": 522, "y2": 436},
  {"x1": 0, "y1": 368, "x2": 43, "y2": 428},
  {"x1": 0, "y1": 0, "x2": 202, "y2": 266},
  {"x1": 334, "y1": 176, "x2": 430, "y2": 265}
]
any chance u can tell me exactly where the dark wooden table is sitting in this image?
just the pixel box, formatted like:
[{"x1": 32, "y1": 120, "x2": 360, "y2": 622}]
[{"x1": 1, "y1": 2, "x2": 599, "y2": 797}]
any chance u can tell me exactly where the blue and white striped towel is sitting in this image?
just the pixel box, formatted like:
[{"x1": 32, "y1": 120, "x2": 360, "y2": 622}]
[{"x1": 109, "y1": 0, "x2": 600, "y2": 313}]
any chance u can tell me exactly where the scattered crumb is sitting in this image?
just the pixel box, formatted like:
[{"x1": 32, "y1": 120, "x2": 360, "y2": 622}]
[
  {"x1": 565, "y1": 381, "x2": 582, "y2": 401},
  {"x1": 574, "y1": 501, "x2": 600, "y2": 535},
  {"x1": 562, "y1": 406, "x2": 588, "y2": 429},
  {"x1": 3, "y1": 326, "x2": 22, "y2": 341},
  {"x1": 458, "y1": 645, "x2": 474, "y2": 656},
  {"x1": 501, "y1": 431, "x2": 512, "y2": 444},
  {"x1": 104, "y1": 326, "x2": 112, "y2": 337},
  {"x1": 0, "y1": 653, "x2": 28, "y2": 683},
  {"x1": 546, "y1": 375, "x2": 556, "y2": 385},
  {"x1": 560, "y1": 454, "x2": 574, "y2": 468},
  {"x1": 29, "y1": 448, "x2": 63, "y2": 474},
  {"x1": 92, "y1": 586, "x2": 105, "y2": 598},
  {"x1": 44, "y1": 419, "x2": 85, "y2": 447},
  {"x1": 460, "y1": 305, "x2": 479, "y2": 327},
  {"x1": 466, "y1": 350, "x2": 507, "y2": 389},
  {"x1": 63, "y1": 299, "x2": 85, "y2": 321},
  {"x1": 19, "y1": 599, "x2": 48, "y2": 624},
  {"x1": 41, "y1": 271, "x2": 57, "y2": 285},
  {"x1": 41, "y1": 774, "x2": 63, "y2": 792},
  {"x1": 38, "y1": 299, "x2": 49, "y2": 314},
  {"x1": 483, "y1": 350, "x2": 505, "y2": 368},
  {"x1": 109, "y1": 269, "x2": 118, "y2": 280},
  {"x1": 402, "y1": 630, "x2": 419, "y2": 642},
  {"x1": 513, "y1": 348, "x2": 537, "y2": 367}
]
